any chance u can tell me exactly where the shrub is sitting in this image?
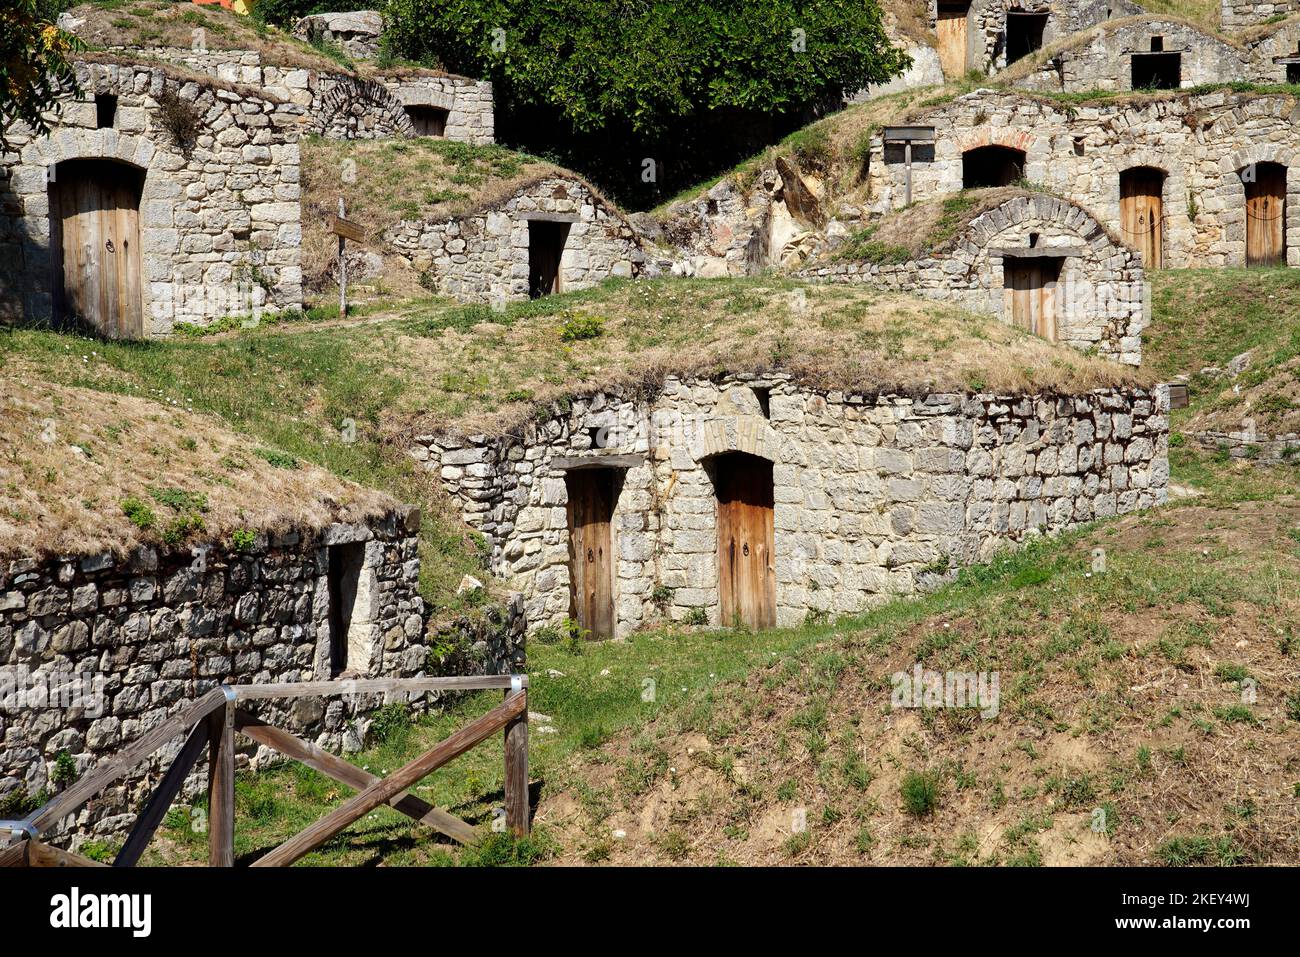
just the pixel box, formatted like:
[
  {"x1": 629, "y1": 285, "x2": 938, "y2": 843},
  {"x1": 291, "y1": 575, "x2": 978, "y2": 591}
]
[
  {"x1": 559, "y1": 311, "x2": 605, "y2": 342},
  {"x1": 231, "y1": 528, "x2": 257, "y2": 552},
  {"x1": 52, "y1": 750, "x2": 78, "y2": 788},
  {"x1": 900, "y1": 770, "x2": 940, "y2": 816},
  {"x1": 155, "y1": 86, "x2": 202, "y2": 154},
  {"x1": 370, "y1": 702, "x2": 413, "y2": 744},
  {"x1": 254, "y1": 447, "x2": 300, "y2": 469},
  {"x1": 120, "y1": 496, "x2": 156, "y2": 530}
]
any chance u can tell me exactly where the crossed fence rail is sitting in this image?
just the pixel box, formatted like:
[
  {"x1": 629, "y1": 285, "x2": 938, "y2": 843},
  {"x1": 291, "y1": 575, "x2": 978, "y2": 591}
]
[{"x1": 0, "y1": 674, "x2": 529, "y2": 867}]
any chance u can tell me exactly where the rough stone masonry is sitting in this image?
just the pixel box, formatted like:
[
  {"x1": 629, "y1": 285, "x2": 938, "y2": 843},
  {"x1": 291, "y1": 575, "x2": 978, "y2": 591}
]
[{"x1": 413, "y1": 375, "x2": 1169, "y2": 639}]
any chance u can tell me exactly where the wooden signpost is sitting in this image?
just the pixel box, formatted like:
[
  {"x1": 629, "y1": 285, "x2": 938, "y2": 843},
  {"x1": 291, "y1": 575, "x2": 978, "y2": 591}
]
[{"x1": 331, "y1": 196, "x2": 365, "y2": 317}]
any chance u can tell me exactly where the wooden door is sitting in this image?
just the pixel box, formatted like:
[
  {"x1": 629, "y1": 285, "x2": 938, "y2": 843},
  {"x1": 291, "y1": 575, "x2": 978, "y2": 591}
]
[
  {"x1": 936, "y1": 4, "x2": 969, "y2": 77},
  {"x1": 50, "y1": 160, "x2": 144, "y2": 338},
  {"x1": 715, "y1": 453, "x2": 776, "y2": 630},
  {"x1": 1246, "y1": 163, "x2": 1286, "y2": 267},
  {"x1": 566, "y1": 468, "x2": 617, "y2": 639},
  {"x1": 1120, "y1": 168, "x2": 1164, "y2": 269},
  {"x1": 1004, "y1": 256, "x2": 1062, "y2": 341}
]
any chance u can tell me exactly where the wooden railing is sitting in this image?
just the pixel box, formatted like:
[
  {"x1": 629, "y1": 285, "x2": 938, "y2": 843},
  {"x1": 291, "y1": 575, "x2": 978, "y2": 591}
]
[{"x1": 0, "y1": 675, "x2": 529, "y2": 867}]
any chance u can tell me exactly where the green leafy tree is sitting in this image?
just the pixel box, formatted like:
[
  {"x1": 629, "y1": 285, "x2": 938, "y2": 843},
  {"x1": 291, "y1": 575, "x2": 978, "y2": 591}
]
[
  {"x1": 1, "y1": 1, "x2": 81, "y2": 147},
  {"x1": 386, "y1": 0, "x2": 907, "y2": 136},
  {"x1": 383, "y1": 0, "x2": 909, "y2": 204}
]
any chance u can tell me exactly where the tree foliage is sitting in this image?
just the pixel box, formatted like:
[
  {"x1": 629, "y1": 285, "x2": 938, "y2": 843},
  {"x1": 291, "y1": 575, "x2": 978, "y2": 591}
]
[
  {"x1": 1, "y1": 0, "x2": 81, "y2": 148},
  {"x1": 384, "y1": 0, "x2": 909, "y2": 137}
]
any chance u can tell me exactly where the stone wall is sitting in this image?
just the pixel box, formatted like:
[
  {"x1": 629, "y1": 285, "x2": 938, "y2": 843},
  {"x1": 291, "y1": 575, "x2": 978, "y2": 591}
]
[
  {"x1": 411, "y1": 375, "x2": 1169, "y2": 638},
  {"x1": 799, "y1": 193, "x2": 1148, "y2": 365},
  {"x1": 1185, "y1": 423, "x2": 1300, "y2": 464},
  {"x1": 384, "y1": 176, "x2": 645, "y2": 304},
  {"x1": 107, "y1": 47, "x2": 495, "y2": 144},
  {"x1": 1222, "y1": 0, "x2": 1299, "y2": 29},
  {"x1": 0, "y1": 59, "x2": 304, "y2": 335},
  {"x1": 0, "y1": 509, "x2": 426, "y2": 838},
  {"x1": 1243, "y1": 17, "x2": 1300, "y2": 82},
  {"x1": 931, "y1": 0, "x2": 1144, "y2": 74},
  {"x1": 1012, "y1": 18, "x2": 1250, "y2": 92},
  {"x1": 864, "y1": 88, "x2": 1300, "y2": 267}
]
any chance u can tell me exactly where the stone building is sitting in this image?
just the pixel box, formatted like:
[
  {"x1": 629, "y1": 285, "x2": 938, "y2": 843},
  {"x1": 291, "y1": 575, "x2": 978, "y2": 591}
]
[
  {"x1": 0, "y1": 58, "x2": 305, "y2": 338},
  {"x1": 413, "y1": 373, "x2": 1169, "y2": 639},
  {"x1": 927, "y1": 0, "x2": 1143, "y2": 76},
  {"x1": 1008, "y1": 16, "x2": 1250, "y2": 92},
  {"x1": 384, "y1": 176, "x2": 645, "y2": 304},
  {"x1": 0, "y1": 378, "x2": 435, "y2": 836},
  {"x1": 799, "y1": 190, "x2": 1148, "y2": 365},
  {"x1": 1242, "y1": 15, "x2": 1300, "y2": 83},
  {"x1": 1221, "y1": 0, "x2": 1299, "y2": 29},
  {"x1": 64, "y1": 5, "x2": 495, "y2": 145},
  {"x1": 863, "y1": 88, "x2": 1300, "y2": 267}
]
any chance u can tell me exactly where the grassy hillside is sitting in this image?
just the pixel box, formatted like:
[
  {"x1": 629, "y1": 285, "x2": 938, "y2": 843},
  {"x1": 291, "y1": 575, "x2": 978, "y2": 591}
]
[{"x1": 1147, "y1": 268, "x2": 1300, "y2": 440}]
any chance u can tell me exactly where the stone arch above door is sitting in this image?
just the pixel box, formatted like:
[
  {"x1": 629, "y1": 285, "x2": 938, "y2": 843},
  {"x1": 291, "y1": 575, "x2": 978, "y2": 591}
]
[{"x1": 688, "y1": 414, "x2": 783, "y2": 464}]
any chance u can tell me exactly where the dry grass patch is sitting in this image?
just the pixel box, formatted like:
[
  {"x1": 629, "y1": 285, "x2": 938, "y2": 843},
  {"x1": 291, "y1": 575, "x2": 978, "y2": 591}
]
[
  {"x1": 0, "y1": 370, "x2": 393, "y2": 559},
  {"x1": 376, "y1": 278, "x2": 1153, "y2": 439}
]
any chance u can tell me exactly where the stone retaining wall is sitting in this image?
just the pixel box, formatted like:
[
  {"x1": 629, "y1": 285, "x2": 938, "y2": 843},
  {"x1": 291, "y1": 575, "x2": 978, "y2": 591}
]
[
  {"x1": 411, "y1": 375, "x2": 1169, "y2": 638},
  {"x1": 108, "y1": 47, "x2": 494, "y2": 144},
  {"x1": 0, "y1": 509, "x2": 426, "y2": 839},
  {"x1": 1222, "y1": 0, "x2": 1298, "y2": 29}
]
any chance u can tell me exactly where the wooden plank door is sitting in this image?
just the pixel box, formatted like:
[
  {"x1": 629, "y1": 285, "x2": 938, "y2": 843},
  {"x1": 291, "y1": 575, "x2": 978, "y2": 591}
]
[
  {"x1": 1246, "y1": 163, "x2": 1286, "y2": 267},
  {"x1": 51, "y1": 160, "x2": 143, "y2": 337},
  {"x1": 1004, "y1": 257, "x2": 1062, "y2": 341},
  {"x1": 566, "y1": 468, "x2": 617, "y2": 640},
  {"x1": 715, "y1": 453, "x2": 775, "y2": 630},
  {"x1": 936, "y1": 4, "x2": 969, "y2": 77},
  {"x1": 1120, "y1": 168, "x2": 1163, "y2": 269}
]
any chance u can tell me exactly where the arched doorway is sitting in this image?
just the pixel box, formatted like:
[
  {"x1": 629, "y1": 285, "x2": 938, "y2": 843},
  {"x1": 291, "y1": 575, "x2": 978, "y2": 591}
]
[
  {"x1": 1244, "y1": 162, "x2": 1286, "y2": 267},
  {"x1": 1120, "y1": 167, "x2": 1165, "y2": 269},
  {"x1": 48, "y1": 159, "x2": 145, "y2": 338},
  {"x1": 963, "y1": 145, "x2": 1026, "y2": 188},
  {"x1": 710, "y1": 451, "x2": 775, "y2": 630}
]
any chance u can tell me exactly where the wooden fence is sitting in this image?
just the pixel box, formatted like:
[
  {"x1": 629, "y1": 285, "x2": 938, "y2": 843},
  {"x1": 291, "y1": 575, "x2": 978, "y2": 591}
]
[{"x1": 0, "y1": 675, "x2": 529, "y2": 867}]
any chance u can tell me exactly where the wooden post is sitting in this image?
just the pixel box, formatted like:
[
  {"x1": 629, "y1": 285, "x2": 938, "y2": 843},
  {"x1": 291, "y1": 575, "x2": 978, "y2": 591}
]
[
  {"x1": 503, "y1": 680, "x2": 529, "y2": 837},
  {"x1": 337, "y1": 196, "x2": 347, "y2": 318},
  {"x1": 904, "y1": 139, "x2": 913, "y2": 207},
  {"x1": 207, "y1": 696, "x2": 235, "y2": 867}
]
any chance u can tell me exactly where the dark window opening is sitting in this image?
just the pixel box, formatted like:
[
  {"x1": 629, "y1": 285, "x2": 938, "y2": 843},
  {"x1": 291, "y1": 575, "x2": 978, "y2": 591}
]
[
  {"x1": 405, "y1": 105, "x2": 448, "y2": 137},
  {"x1": 1029, "y1": 231, "x2": 1040, "y2": 248},
  {"x1": 327, "y1": 542, "x2": 366, "y2": 677},
  {"x1": 528, "y1": 219, "x2": 571, "y2": 299},
  {"x1": 1288, "y1": 62, "x2": 1300, "y2": 84},
  {"x1": 95, "y1": 94, "x2": 117, "y2": 129},
  {"x1": 963, "y1": 145, "x2": 1026, "y2": 188},
  {"x1": 1073, "y1": 136, "x2": 1086, "y2": 156},
  {"x1": 1150, "y1": 36, "x2": 1164, "y2": 52},
  {"x1": 1005, "y1": 11, "x2": 1048, "y2": 64},
  {"x1": 587, "y1": 426, "x2": 604, "y2": 448},
  {"x1": 752, "y1": 386, "x2": 771, "y2": 419},
  {"x1": 1131, "y1": 52, "x2": 1180, "y2": 90}
]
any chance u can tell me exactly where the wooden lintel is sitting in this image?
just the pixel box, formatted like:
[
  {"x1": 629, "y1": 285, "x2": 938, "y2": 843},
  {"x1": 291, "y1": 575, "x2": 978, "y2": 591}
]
[{"x1": 551, "y1": 453, "x2": 644, "y2": 472}]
